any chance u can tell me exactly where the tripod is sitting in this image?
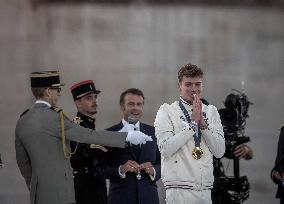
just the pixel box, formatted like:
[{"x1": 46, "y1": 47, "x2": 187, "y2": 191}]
[{"x1": 212, "y1": 154, "x2": 250, "y2": 204}]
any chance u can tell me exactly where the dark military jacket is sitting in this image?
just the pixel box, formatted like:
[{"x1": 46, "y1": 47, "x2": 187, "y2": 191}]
[{"x1": 70, "y1": 112, "x2": 107, "y2": 204}]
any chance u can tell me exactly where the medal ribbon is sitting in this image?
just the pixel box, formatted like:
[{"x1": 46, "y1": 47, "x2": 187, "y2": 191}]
[{"x1": 179, "y1": 100, "x2": 201, "y2": 147}]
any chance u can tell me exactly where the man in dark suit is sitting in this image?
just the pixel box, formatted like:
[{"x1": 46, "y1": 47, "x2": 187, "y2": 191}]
[
  {"x1": 15, "y1": 71, "x2": 152, "y2": 204},
  {"x1": 69, "y1": 80, "x2": 107, "y2": 204},
  {"x1": 101, "y1": 88, "x2": 161, "y2": 204},
  {"x1": 271, "y1": 124, "x2": 284, "y2": 204}
]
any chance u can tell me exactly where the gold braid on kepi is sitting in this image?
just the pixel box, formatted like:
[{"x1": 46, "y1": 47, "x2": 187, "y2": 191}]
[{"x1": 59, "y1": 111, "x2": 78, "y2": 159}]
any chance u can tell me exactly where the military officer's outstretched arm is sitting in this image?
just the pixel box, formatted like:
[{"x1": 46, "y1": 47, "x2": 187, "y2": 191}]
[
  {"x1": 64, "y1": 116, "x2": 126, "y2": 148},
  {"x1": 50, "y1": 110, "x2": 152, "y2": 147}
]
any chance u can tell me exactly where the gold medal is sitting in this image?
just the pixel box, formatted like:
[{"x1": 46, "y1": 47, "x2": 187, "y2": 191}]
[{"x1": 192, "y1": 147, "x2": 203, "y2": 160}]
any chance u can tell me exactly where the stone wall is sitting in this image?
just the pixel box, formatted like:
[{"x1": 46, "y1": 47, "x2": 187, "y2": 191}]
[{"x1": 0, "y1": 1, "x2": 283, "y2": 203}]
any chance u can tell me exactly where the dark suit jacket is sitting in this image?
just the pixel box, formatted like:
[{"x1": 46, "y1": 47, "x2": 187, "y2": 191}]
[
  {"x1": 271, "y1": 126, "x2": 284, "y2": 199},
  {"x1": 102, "y1": 121, "x2": 161, "y2": 204}
]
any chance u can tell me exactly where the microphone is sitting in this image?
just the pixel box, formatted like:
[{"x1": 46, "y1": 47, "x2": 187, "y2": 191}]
[
  {"x1": 127, "y1": 115, "x2": 138, "y2": 125},
  {"x1": 127, "y1": 115, "x2": 138, "y2": 131}
]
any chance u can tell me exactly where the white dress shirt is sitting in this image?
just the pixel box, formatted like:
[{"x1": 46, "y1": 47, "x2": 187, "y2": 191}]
[
  {"x1": 118, "y1": 119, "x2": 156, "y2": 180},
  {"x1": 35, "y1": 100, "x2": 51, "y2": 107}
]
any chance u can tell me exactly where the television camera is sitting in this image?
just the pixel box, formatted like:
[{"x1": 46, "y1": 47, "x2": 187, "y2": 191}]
[
  {"x1": 218, "y1": 89, "x2": 252, "y2": 159},
  {"x1": 213, "y1": 88, "x2": 253, "y2": 204}
]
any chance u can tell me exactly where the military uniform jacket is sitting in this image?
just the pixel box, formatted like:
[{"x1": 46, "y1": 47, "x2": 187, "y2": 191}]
[
  {"x1": 70, "y1": 112, "x2": 107, "y2": 204},
  {"x1": 15, "y1": 103, "x2": 126, "y2": 204}
]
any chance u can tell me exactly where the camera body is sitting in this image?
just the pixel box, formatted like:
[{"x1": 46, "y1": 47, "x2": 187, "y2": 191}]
[
  {"x1": 218, "y1": 92, "x2": 251, "y2": 159},
  {"x1": 213, "y1": 90, "x2": 252, "y2": 204}
]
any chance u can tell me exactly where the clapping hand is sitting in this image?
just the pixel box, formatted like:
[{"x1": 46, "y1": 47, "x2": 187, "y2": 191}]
[{"x1": 192, "y1": 94, "x2": 206, "y2": 126}]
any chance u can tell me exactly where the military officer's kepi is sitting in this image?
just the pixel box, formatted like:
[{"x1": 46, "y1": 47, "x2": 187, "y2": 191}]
[
  {"x1": 70, "y1": 80, "x2": 101, "y2": 100},
  {"x1": 30, "y1": 71, "x2": 65, "y2": 88}
]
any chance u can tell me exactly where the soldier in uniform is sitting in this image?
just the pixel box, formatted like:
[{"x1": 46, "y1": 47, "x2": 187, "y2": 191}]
[
  {"x1": 69, "y1": 80, "x2": 107, "y2": 204},
  {"x1": 15, "y1": 71, "x2": 152, "y2": 204}
]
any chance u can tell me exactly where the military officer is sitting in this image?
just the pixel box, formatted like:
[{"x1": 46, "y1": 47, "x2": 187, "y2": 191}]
[
  {"x1": 70, "y1": 80, "x2": 107, "y2": 204},
  {"x1": 15, "y1": 71, "x2": 152, "y2": 204}
]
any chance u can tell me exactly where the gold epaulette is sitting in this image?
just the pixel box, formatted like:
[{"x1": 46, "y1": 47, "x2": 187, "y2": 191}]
[
  {"x1": 50, "y1": 106, "x2": 73, "y2": 122},
  {"x1": 90, "y1": 144, "x2": 108, "y2": 152},
  {"x1": 50, "y1": 106, "x2": 62, "y2": 113}
]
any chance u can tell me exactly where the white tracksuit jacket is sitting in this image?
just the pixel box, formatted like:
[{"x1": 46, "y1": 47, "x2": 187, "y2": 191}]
[{"x1": 154, "y1": 100, "x2": 225, "y2": 191}]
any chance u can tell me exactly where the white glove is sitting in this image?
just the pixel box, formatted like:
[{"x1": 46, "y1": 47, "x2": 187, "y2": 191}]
[{"x1": 126, "y1": 130, "x2": 153, "y2": 145}]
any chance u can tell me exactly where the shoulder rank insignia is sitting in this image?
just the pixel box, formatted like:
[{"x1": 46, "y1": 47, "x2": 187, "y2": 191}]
[
  {"x1": 20, "y1": 109, "x2": 30, "y2": 117},
  {"x1": 50, "y1": 106, "x2": 62, "y2": 113},
  {"x1": 90, "y1": 144, "x2": 108, "y2": 152},
  {"x1": 72, "y1": 116, "x2": 82, "y2": 125}
]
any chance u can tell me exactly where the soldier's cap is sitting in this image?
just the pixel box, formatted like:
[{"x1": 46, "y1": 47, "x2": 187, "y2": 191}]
[
  {"x1": 30, "y1": 71, "x2": 65, "y2": 88},
  {"x1": 70, "y1": 80, "x2": 101, "y2": 100}
]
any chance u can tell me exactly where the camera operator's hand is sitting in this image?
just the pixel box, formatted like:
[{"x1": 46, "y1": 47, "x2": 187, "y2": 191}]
[{"x1": 234, "y1": 144, "x2": 253, "y2": 160}]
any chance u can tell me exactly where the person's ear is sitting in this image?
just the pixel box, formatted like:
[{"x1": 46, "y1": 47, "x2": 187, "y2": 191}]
[
  {"x1": 120, "y1": 103, "x2": 125, "y2": 112},
  {"x1": 45, "y1": 88, "x2": 51, "y2": 97},
  {"x1": 75, "y1": 99, "x2": 81, "y2": 109},
  {"x1": 178, "y1": 82, "x2": 182, "y2": 92}
]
